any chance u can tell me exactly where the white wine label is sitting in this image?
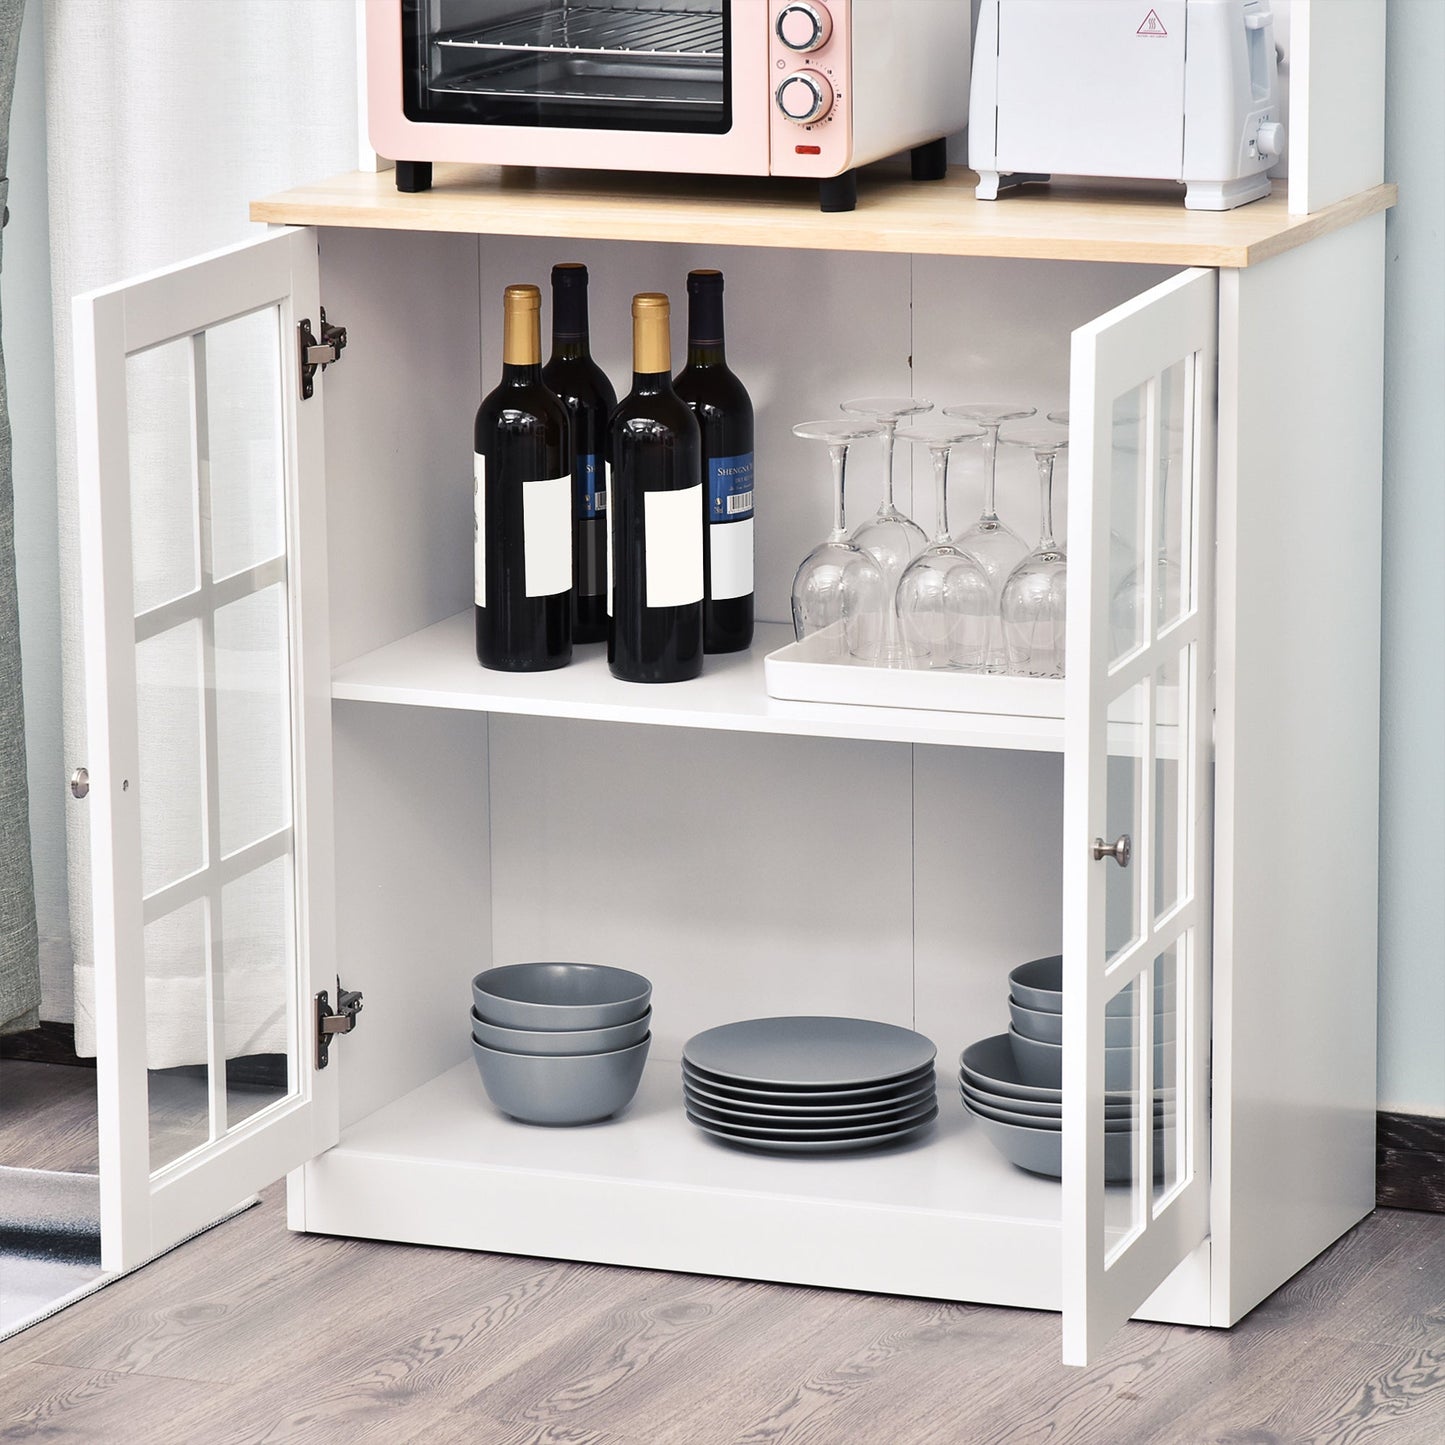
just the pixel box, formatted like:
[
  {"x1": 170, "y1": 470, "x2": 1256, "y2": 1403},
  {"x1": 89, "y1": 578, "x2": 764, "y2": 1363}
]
[
  {"x1": 645, "y1": 483, "x2": 704, "y2": 608},
  {"x1": 523, "y1": 473, "x2": 572, "y2": 598},
  {"x1": 605, "y1": 462, "x2": 614, "y2": 617},
  {"x1": 474, "y1": 452, "x2": 486, "y2": 606},
  {"x1": 709, "y1": 516, "x2": 754, "y2": 600}
]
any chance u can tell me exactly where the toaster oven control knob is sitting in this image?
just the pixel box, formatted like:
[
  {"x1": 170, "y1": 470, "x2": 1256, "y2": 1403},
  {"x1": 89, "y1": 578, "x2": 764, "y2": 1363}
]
[
  {"x1": 1256, "y1": 121, "x2": 1285, "y2": 160},
  {"x1": 776, "y1": 70, "x2": 834, "y2": 124},
  {"x1": 776, "y1": 3, "x2": 832, "y2": 53}
]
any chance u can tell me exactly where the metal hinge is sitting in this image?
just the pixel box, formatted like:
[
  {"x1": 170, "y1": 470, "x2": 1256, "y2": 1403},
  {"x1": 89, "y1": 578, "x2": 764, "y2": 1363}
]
[
  {"x1": 297, "y1": 308, "x2": 347, "y2": 400},
  {"x1": 315, "y1": 978, "x2": 363, "y2": 1069}
]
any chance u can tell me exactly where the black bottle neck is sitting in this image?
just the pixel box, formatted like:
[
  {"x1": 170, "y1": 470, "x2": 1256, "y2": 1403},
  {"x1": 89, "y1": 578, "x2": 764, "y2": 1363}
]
[
  {"x1": 551, "y1": 273, "x2": 591, "y2": 361},
  {"x1": 685, "y1": 288, "x2": 727, "y2": 366},
  {"x1": 630, "y1": 368, "x2": 674, "y2": 395},
  {"x1": 501, "y1": 361, "x2": 544, "y2": 385}
]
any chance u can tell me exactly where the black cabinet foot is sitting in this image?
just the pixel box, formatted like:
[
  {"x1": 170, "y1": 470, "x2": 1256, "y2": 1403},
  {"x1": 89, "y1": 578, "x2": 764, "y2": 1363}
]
[
  {"x1": 910, "y1": 136, "x2": 949, "y2": 182},
  {"x1": 819, "y1": 170, "x2": 858, "y2": 213},
  {"x1": 395, "y1": 161, "x2": 433, "y2": 194}
]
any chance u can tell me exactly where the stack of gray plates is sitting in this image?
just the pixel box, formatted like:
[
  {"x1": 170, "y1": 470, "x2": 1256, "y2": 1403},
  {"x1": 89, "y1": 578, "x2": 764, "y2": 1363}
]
[{"x1": 682, "y1": 1017, "x2": 938, "y2": 1154}]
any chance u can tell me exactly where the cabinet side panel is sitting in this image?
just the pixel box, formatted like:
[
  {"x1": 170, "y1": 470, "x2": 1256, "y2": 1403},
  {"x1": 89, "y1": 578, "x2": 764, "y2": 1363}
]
[
  {"x1": 331, "y1": 703, "x2": 491, "y2": 1129},
  {"x1": 320, "y1": 228, "x2": 482, "y2": 666},
  {"x1": 487, "y1": 717, "x2": 914, "y2": 1058},
  {"x1": 1212, "y1": 214, "x2": 1384, "y2": 1324},
  {"x1": 1287, "y1": 0, "x2": 1387, "y2": 215}
]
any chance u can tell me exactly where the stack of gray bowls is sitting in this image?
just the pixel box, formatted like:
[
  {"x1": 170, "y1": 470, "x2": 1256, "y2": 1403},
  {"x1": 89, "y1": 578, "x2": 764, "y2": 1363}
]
[
  {"x1": 959, "y1": 954, "x2": 1172, "y2": 1181},
  {"x1": 470, "y1": 962, "x2": 652, "y2": 1125}
]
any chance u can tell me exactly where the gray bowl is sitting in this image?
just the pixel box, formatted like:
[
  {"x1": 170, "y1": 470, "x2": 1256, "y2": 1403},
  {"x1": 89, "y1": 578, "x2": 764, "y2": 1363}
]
[
  {"x1": 961, "y1": 1034, "x2": 1177, "y2": 1110},
  {"x1": 471, "y1": 1006, "x2": 651, "y2": 1056},
  {"x1": 1008, "y1": 954, "x2": 1176, "y2": 1017},
  {"x1": 1008, "y1": 998, "x2": 1174, "y2": 1048},
  {"x1": 472, "y1": 963, "x2": 652, "y2": 1031},
  {"x1": 964, "y1": 1103, "x2": 1163, "y2": 1182},
  {"x1": 1009, "y1": 1025, "x2": 1168, "y2": 1090},
  {"x1": 470, "y1": 1033, "x2": 650, "y2": 1125}
]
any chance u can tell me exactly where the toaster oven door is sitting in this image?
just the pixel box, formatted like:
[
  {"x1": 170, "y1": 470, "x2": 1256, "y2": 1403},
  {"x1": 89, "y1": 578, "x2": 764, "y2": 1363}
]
[{"x1": 403, "y1": 0, "x2": 732, "y2": 134}]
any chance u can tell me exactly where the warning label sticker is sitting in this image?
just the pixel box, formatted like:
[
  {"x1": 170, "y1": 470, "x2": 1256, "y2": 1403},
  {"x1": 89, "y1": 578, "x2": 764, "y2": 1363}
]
[{"x1": 1138, "y1": 8, "x2": 1168, "y2": 35}]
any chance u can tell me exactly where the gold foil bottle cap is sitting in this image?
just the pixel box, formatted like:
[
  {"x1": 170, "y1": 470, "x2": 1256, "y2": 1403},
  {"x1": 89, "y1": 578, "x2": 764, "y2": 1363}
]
[
  {"x1": 502, "y1": 283, "x2": 542, "y2": 365},
  {"x1": 632, "y1": 292, "x2": 671, "y2": 374}
]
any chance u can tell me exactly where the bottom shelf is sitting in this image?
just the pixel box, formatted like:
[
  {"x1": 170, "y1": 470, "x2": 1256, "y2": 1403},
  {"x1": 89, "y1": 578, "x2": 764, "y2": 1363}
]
[{"x1": 301, "y1": 1061, "x2": 1133, "y2": 1315}]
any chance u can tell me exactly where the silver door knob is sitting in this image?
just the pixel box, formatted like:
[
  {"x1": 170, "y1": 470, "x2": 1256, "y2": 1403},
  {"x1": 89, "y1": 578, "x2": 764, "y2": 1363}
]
[
  {"x1": 1092, "y1": 833, "x2": 1131, "y2": 867},
  {"x1": 70, "y1": 767, "x2": 90, "y2": 800}
]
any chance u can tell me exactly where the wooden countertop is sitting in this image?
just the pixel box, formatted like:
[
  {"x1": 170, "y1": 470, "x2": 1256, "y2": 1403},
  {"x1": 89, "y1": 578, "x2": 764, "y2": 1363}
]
[{"x1": 251, "y1": 163, "x2": 1395, "y2": 269}]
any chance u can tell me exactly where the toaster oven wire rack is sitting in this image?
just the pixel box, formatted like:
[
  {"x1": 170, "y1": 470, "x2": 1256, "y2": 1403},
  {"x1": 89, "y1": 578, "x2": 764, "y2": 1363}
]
[{"x1": 435, "y1": 3, "x2": 725, "y2": 60}]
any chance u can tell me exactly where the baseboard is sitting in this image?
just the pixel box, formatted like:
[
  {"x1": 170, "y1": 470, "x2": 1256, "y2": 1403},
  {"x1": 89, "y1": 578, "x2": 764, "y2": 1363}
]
[
  {"x1": 0, "y1": 1022, "x2": 286, "y2": 1090},
  {"x1": 0, "y1": 1022, "x2": 93, "y2": 1068},
  {"x1": 1377, "y1": 1111, "x2": 1445, "y2": 1213}
]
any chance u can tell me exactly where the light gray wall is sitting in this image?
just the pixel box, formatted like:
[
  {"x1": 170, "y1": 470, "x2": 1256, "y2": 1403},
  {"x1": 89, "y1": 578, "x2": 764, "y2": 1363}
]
[
  {"x1": 4, "y1": 0, "x2": 67, "y2": 1019},
  {"x1": 6, "y1": 0, "x2": 1442, "y2": 1112},
  {"x1": 1377, "y1": 0, "x2": 1445, "y2": 1116}
]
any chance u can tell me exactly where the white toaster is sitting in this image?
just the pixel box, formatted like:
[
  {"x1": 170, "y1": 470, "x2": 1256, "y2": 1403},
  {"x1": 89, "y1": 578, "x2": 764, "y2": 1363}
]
[{"x1": 969, "y1": 0, "x2": 1285, "y2": 211}]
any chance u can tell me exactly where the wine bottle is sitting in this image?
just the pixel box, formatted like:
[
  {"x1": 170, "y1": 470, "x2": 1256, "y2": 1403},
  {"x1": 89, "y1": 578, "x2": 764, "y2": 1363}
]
[
  {"x1": 607, "y1": 293, "x2": 704, "y2": 684},
  {"x1": 474, "y1": 283, "x2": 573, "y2": 672},
  {"x1": 674, "y1": 269, "x2": 754, "y2": 653},
  {"x1": 542, "y1": 263, "x2": 617, "y2": 645}
]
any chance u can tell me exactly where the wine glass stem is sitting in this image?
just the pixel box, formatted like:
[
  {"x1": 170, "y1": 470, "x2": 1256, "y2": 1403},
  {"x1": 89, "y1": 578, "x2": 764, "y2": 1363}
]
[
  {"x1": 879, "y1": 422, "x2": 897, "y2": 511},
  {"x1": 980, "y1": 425, "x2": 1000, "y2": 522},
  {"x1": 932, "y1": 446, "x2": 951, "y2": 543},
  {"x1": 828, "y1": 442, "x2": 851, "y2": 541},
  {"x1": 1036, "y1": 450, "x2": 1057, "y2": 551}
]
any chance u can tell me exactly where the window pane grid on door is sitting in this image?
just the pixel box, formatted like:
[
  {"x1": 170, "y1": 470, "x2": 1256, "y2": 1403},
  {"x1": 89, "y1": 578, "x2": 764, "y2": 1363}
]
[{"x1": 127, "y1": 308, "x2": 300, "y2": 1178}]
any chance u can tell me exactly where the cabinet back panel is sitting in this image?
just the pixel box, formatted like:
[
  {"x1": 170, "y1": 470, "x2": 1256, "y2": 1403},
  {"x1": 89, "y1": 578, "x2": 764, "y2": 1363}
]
[
  {"x1": 488, "y1": 716, "x2": 915, "y2": 1057},
  {"x1": 488, "y1": 717, "x2": 1063, "y2": 1063},
  {"x1": 912, "y1": 746, "x2": 1065, "y2": 1057},
  {"x1": 332, "y1": 703, "x2": 491, "y2": 1128},
  {"x1": 321, "y1": 228, "x2": 482, "y2": 668}
]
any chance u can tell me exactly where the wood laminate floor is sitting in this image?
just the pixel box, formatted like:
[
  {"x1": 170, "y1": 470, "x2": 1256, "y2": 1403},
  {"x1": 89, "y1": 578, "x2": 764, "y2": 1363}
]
[{"x1": 1, "y1": 1062, "x2": 1442, "y2": 1444}]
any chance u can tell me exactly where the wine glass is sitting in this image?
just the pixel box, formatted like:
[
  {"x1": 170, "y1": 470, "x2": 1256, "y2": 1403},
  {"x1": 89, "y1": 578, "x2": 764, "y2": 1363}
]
[
  {"x1": 790, "y1": 421, "x2": 888, "y2": 661},
  {"x1": 999, "y1": 422, "x2": 1069, "y2": 677},
  {"x1": 940, "y1": 403, "x2": 1035, "y2": 671},
  {"x1": 893, "y1": 423, "x2": 992, "y2": 670}
]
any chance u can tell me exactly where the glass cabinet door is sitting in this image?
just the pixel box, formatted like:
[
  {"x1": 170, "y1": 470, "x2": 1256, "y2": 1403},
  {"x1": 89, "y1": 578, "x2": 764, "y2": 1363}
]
[
  {"x1": 74, "y1": 228, "x2": 339, "y2": 1272},
  {"x1": 1061, "y1": 268, "x2": 1217, "y2": 1366}
]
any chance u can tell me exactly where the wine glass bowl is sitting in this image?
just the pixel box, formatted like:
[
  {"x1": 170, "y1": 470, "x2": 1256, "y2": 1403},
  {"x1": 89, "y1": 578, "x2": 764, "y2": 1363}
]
[
  {"x1": 893, "y1": 423, "x2": 992, "y2": 670},
  {"x1": 941, "y1": 403, "x2": 1036, "y2": 672},
  {"x1": 790, "y1": 420, "x2": 889, "y2": 662},
  {"x1": 999, "y1": 422, "x2": 1069, "y2": 678}
]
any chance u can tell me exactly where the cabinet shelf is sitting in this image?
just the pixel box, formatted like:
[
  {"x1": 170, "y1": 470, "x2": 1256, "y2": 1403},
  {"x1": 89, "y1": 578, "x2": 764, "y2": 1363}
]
[
  {"x1": 331, "y1": 613, "x2": 1067, "y2": 751},
  {"x1": 302, "y1": 1061, "x2": 1079, "y2": 1312},
  {"x1": 252, "y1": 164, "x2": 1394, "y2": 268}
]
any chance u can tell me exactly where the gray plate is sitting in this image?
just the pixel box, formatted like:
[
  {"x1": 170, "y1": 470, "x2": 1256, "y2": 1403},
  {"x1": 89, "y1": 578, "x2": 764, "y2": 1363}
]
[
  {"x1": 682, "y1": 1059, "x2": 936, "y2": 1107},
  {"x1": 959, "y1": 1075, "x2": 1162, "y2": 1121},
  {"x1": 688, "y1": 1108, "x2": 939, "y2": 1154},
  {"x1": 960, "y1": 1034, "x2": 1177, "y2": 1108},
  {"x1": 683, "y1": 1017, "x2": 936, "y2": 1089},
  {"x1": 959, "y1": 1088, "x2": 1157, "y2": 1133},
  {"x1": 965, "y1": 1103, "x2": 1165, "y2": 1182},
  {"x1": 679, "y1": 1075, "x2": 930, "y2": 1115},
  {"x1": 1007, "y1": 954, "x2": 1176, "y2": 1017},
  {"x1": 686, "y1": 1093, "x2": 938, "y2": 1138}
]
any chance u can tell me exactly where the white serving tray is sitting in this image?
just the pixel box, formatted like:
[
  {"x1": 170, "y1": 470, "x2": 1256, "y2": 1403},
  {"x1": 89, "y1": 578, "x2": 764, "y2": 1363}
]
[{"x1": 763, "y1": 628, "x2": 1066, "y2": 719}]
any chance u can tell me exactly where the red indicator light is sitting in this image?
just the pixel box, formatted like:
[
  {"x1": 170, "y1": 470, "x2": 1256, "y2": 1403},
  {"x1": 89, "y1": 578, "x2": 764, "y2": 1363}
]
[{"x1": 795, "y1": 144, "x2": 821, "y2": 154}]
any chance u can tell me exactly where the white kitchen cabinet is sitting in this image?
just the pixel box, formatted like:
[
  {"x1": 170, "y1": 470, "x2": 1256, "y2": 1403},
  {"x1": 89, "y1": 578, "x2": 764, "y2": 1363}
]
[{"x1": 72, "y1": 164, "x2": 1393, "y2": 1365}]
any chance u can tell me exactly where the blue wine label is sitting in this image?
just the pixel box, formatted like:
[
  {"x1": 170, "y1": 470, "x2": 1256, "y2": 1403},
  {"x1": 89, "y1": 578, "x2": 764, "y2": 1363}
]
[
  {"x1": 708, "y1": 453, "x2": 754, "y2": 523},
  {"x1": 578, "y1": 453, "x2": 605, "y2": 520}
]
